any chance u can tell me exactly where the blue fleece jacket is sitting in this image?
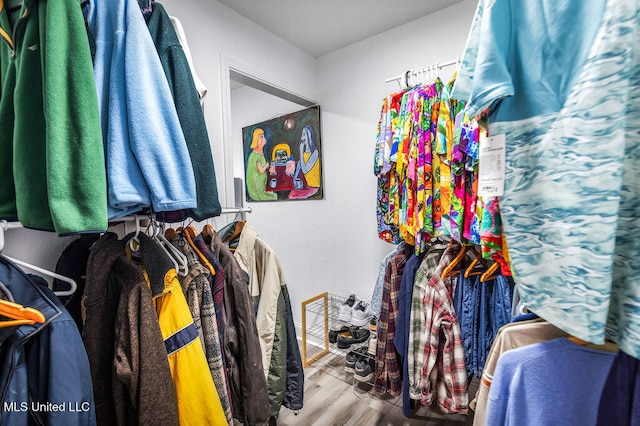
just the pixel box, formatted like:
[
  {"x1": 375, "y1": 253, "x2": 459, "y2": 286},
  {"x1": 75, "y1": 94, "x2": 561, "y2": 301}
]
[{"x1": 87, "y1": 0, "x2": 197, "y2": 219}]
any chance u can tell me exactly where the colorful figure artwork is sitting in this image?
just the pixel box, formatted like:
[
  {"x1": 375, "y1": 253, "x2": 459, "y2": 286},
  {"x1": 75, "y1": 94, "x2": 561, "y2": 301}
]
[{"x1": 243, "y1": 106, "x2": 323, "y2": 201}]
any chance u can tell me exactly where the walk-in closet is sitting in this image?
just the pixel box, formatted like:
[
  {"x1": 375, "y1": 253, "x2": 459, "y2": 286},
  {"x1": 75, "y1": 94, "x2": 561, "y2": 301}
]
[{"x1": 0, "y1": 0, "x2": 638, "y2": 424}]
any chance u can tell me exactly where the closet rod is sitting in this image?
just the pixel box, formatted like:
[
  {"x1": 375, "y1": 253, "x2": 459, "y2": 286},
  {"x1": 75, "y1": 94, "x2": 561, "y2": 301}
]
[
  {"x1": 384, "y1": 57, "x2": 460, "y2": 84},
  {"x1": 0, "y1": 221, "x2": 23, "y2": 253},
  {"x1": 0, "y1": 206, "x2": 252, "y2": 238},
  {"x1": 220, "y1": 206, "x2": 252, "y2": 215}
]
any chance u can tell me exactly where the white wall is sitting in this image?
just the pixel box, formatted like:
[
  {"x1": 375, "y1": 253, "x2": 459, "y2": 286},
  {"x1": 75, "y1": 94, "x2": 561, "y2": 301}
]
[
  {"x1": 2, "y1": 0, "x2": 318, "y2": 285},
  {"x1": 160, "y1": 0, "x2": 318, "y2": 208},
  {"x1": 2, "y1": 0, "x2": 479, "y2": 328},
  {"x1": 224, "y1": 0, "x2": 478, "y2": 325},
  {"x1": 309, "y1": 1, "x2": 478, "y2": 320}
]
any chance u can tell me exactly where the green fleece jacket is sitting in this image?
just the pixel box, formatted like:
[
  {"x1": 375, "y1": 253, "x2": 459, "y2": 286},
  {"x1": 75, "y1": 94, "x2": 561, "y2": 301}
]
[
  {"x1": 145, "y1": 2, "x2": 222, "y2": 221},
  {"x1": 0, "y1": 0, "x2": 107, "y2": 234}
]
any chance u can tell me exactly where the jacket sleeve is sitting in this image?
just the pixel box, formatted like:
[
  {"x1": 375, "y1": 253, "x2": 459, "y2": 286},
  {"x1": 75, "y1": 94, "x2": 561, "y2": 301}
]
[
  {"x1": 233, "y1": 276, "x2": 270, "y2": 425},
  {"x1": 44, "y1": 0, "x2": 107, "y2": 234},
  {"x1": 122, "y1": 3, "x2": 196, "y2": 212},
  {"x1": 282, "y1": 286, "x2": 304, "y2": 411},
  {"x1": 154, "y1": 3, "x2": 221, "y2": 220}
]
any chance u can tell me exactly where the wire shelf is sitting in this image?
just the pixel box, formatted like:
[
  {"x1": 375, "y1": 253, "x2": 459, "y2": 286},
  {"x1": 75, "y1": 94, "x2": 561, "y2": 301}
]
[{"x1": 301, "y1": 292, "x2": 375, "y2": 384}]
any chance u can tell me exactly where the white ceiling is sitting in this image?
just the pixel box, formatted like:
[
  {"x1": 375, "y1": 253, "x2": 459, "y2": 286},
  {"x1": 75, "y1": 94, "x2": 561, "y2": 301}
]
[{"x1": 217, "y1": 0, "x2": 464, "y2": 58}]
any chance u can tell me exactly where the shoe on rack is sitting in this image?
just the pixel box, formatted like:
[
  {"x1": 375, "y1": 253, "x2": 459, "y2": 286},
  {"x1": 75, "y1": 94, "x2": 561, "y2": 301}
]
[
  {"x1": 336, "y1": 327, "x2": 371, "y2": 349},
  {"x1": 338, "y1": 294, "x2": 358, "y2": 322},
  {"x1": 367, "y1": 333, "x2": 377, "y2": 356},
  {"x1": 329, "y1": 325, "x2": 350, "y2": 344},
  {"x1": 354, "y1": 356, "x2": 375, "y2": 382},
  {"x1": 344, "y1": 347, "x2": 368, "y2": 373},
  {"x1": 351, "y1": 300, "x2": 374, "y2": 327}
]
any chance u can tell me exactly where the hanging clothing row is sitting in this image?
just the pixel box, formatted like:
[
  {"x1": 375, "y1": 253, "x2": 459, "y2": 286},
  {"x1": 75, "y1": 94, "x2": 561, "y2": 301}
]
[
  {"x1": 373, "y1": 66, "x2": 511, "y2": 276},
  {"x1": 372, "y1": 239, "x2": 514, "y2": 419},
  {"x1": 449, "y1": 0, "x2": 640, "y2": 361},
  {"x1": 76, "y1": 219, "x2": 303, "y2": 425},
  {"x1": 0, "y1": 216, "x2": 303, "y2": 425},
  {"x1": 0, "y1": 0, "x2": 221, "y2": 235}
]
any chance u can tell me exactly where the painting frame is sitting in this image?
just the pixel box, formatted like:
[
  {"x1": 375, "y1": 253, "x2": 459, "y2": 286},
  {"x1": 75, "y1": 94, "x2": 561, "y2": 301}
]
[{"x1": 242, "y1": 105, "x2": 323, "y2": 202}]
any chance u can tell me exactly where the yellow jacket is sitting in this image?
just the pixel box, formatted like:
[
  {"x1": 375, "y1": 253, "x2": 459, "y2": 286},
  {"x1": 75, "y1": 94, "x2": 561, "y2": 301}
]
[{"x1": 154, "y1": 268, "x2": 226, "y2": 425}]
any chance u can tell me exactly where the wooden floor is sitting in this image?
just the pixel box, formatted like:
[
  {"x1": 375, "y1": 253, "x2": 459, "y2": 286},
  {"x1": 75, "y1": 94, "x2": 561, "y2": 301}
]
[{"x1": 277, "y1": 352, "x2": 477, "y2": 426}]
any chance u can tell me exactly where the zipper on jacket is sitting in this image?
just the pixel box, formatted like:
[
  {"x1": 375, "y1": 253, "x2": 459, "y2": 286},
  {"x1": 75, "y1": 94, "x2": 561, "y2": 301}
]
[{"x1": 0, "y1": 3, "x2": 30, "y2": 58}]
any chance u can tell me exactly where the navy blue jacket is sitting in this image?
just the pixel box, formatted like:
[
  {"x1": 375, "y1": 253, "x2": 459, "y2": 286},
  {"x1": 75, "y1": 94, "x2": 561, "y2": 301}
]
[{"x1": 0, "y1": 256, "x2": 96, "y2": 426}]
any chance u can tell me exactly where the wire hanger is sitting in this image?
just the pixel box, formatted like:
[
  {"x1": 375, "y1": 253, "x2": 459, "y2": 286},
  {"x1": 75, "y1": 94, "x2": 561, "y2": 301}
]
[{"x1": 0, "y1": 221, "x2": 77, "y2": 297}]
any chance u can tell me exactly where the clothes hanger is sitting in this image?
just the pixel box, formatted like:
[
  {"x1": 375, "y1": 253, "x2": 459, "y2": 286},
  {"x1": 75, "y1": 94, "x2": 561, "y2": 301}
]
[
  {"x1": 0, "y1": 221, "x2": 77, "y2": 297},
  {"x1": 147, "y1": 220, "x2": 182, "y2": 276},
  {"x1": 127, "y1": 214, "x2": 142, "y2": 252},
  {"x1": 0, "y1": 298, "x2": 45, "y2": 327},
  {"x1": 224, "y1": 221, "x2": 246, "y2": 245},
  {"x1": 480, "y1": 261, "x2": 500, "y2": 282},
  {"x1": 154, "y1": 224, "x2": 189, "y2": 277},
  {"x1": 464, "y1": 249, "x2": 490, "y2": 278},
  {"x1": 2, "y1": 256, "x2": 78, "y2": 297},
  {"x1": 441, "y1": 245, "x2": 472, "y2": 280},
  {"x1": 201, "y1": 222, "x2": 214, "y2": 240}
]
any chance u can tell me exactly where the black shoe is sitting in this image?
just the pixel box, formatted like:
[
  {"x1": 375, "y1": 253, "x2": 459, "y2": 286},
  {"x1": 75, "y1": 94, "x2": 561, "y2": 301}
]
[
  {"x1": 336, "y1": 327, "x2": 370, "y2": 349},
  {"x1": 354, "y1": 356, "x2": 375, "y2": 382},
  {"x1": 329, "y1": 325, "x2": 350, "y2": 344},
  {"x1": 344, "y1": 347, "x2": 368, "y2": 373}
]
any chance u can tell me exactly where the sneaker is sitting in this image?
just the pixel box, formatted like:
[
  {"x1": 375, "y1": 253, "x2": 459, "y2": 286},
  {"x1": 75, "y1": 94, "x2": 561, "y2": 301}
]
[
  {"x1": 354, "y1": 356, "x2": 375, "y2": 382},
  {"x1": 338, "y1": 294, "x2": 358, "y2": 322},
  {"x1": 329, "y1": 325, "x2": 350, "y2": 344},
  {"x1": 351, "y1": 300, "x2": 374, "y2": 327},
  {"x1": 367, "y1": 333, "x2": 377, "y2": 356},
  {"x1": 336, "y1": 327, "x2": 371, "y2": 349},
  {"x1": 344, "y1": 347, "x2": 368, "y2": 373}
]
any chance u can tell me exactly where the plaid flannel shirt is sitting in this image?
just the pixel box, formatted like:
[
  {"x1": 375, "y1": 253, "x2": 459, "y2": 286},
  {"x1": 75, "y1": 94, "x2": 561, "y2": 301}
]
[
  {"x1": 375, "y1": 243, "x2": 413, "y2": 395},
  {"x1": 408, "y1": 244, "x2": 469, "y2": 414}
]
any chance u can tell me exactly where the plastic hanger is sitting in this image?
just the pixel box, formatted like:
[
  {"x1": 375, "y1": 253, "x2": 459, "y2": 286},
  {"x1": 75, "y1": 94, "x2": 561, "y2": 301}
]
[
  {"x1": 0, "y1": 221, "x2": 77, "y2": 297},
  {"x1": 201, "y1": 223, "x2": 214, "y2": 240},
  {"x1": 156, "y1": 226, "x2": 189, "y2": 277},
  {"x1": 480, "y1": 261, "x2": 500, "y2": 282},
  {"x1": 224, "y1": 221, "x2": 246, "y2": 245},
  {"x1": 441, "y1": 245, "x2": 472, "y2": 280},
  {"x1": 464, "y1": 249, "x2": 490, "y2": 278},
  {"x1": 127, "y1": 215, "x2": 142, "y2": 252},
  {"x1": 0, "y1": 298, "x2": 45, "y2": 327},
  {"x1": 146, "y1": 221, "x2": 182, "y2": 276},
  {"x1": 2, "y1": 255, "x2": 78, "y2": 297}
]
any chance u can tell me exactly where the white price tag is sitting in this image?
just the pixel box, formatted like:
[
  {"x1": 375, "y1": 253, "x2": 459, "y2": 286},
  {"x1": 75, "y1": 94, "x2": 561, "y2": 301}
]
[{"x1": 478, "y1": 134, "x2": 506, "y2": 197}]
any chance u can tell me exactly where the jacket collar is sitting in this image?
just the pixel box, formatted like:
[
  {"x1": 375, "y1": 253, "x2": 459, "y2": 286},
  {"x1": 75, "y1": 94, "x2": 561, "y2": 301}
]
[
  {"x1": 225, "y1": 221, "x2": 257, "y2": 273},
  {"x1": 138, "y1": 233, "x2": 174, "y2": 297}
]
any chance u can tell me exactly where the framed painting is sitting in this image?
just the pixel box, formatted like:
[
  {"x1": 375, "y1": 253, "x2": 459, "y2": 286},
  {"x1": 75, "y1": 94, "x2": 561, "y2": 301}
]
[{"x1": 242, "y1": 105, "x2": 323, "y2": 202}]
